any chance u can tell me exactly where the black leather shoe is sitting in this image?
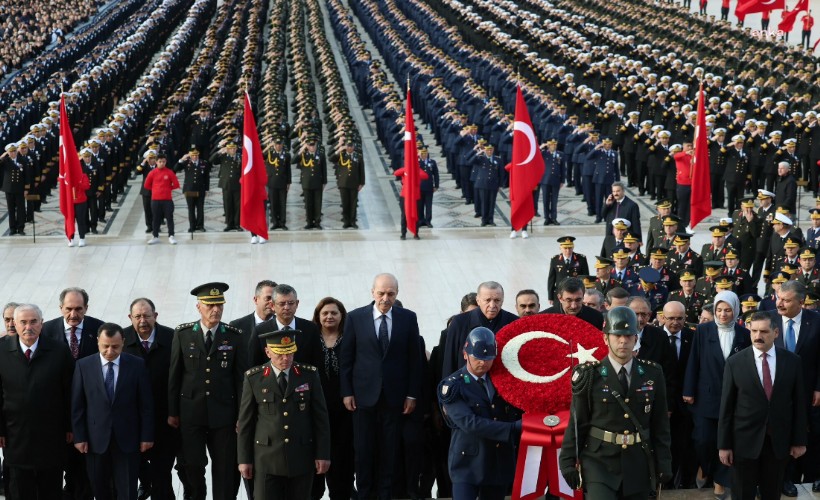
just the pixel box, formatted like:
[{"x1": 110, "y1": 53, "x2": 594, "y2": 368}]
[
  {"x1": 544, "y1": 220, "x2": 551, "y2": 226},
  {"x1": 812, "y1": 480, "x2": 820, "y2": 492},
  {"x1": 351, "y1": 223, "x2": 359, "y2": 229},
  {"x1": 137, "y1": 483, "x2": 151, "y2": 500},
  {"x1": 304, "y1": 224, "x2": 313, "y2": 230},
  {"x1": 400, "y1": 234, "x2": 406, "y2": 240},
  {"x1": 413, "y1": 234, "x2": 420, "y2": 240},
  {"x1": 145, "y1": 227, "x2": 152, "y2": 233},
  {"x1": 281, "y1": 225, "x2": 288, "y2": 230},
  {"x1": 782, "y1": 481, "x2": 798, "y2": 497},
  {"x1": 553, "y1": 221, "x2": 561, "y2": 226}
]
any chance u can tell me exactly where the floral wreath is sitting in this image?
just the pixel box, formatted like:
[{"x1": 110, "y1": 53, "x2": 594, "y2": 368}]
[{"x1": 491, "y1": 314, "x2": 607, "y2": 414}]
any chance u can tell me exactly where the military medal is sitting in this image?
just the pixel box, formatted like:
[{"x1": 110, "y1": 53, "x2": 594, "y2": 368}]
[
  {"x1": 221, "y1": 360, "x2": 228, "y2": 368},
  {"x1": 299, "y1": 403, "x2": 306, "y2": 411}
]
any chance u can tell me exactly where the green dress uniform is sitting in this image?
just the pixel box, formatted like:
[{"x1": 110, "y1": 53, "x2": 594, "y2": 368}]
[
  {"x1": 214, "y1": 151, "x2": 242, "y2": 230},
  {"x1": 332, "y1": 149, "x2": 365, "y2": 228},
  {"x1": 667, "y1": 290, "x2": 706, "y2": 324},
  {"x1": 266, "y1": 148, "x2": 292, "y2": 229},
  {"x1": 694, "y1": 276, "x2": 718, "y2": 304},
  {"x1": 238, "y1": 362, "x2": 331, "y2": 499},
  {"x1": 295, "y1": 148, "x2": 328, "y2": 228},
  {"x1": 169, "y1": 315, "x2": 247, "y2": 500},
  {"x1": 560, "y1": 358, "x2": 672, "y2": 499},
  {"x1": 700, "y1": 244, "x2": 736, "y2": 263},
  {"x1": 547, "y1": 251, "x2": 590, "y2": 301}
]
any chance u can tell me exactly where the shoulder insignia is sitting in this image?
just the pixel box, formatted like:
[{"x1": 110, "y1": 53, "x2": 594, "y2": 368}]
[
  {"x1": 245, "y1": 365, "x2": 263, "y2": 377},
  {"x1": 175, "y1": 321, "x2": 196, "y2": 331},
  {"x1": 576, "y1": 253, "x2": 586, "y2": 258},
  {"x1": 223, "y1": 324, "x2": 243, "y2": 335},
  {"x1": 639, "y1": 359, "x2": 661, "y2": 369},
  {"x1": 295, "y1": 362, "x2": 317, "y2": 371}
]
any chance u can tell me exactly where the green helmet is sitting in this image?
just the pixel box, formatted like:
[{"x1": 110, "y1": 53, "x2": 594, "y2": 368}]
[{"x1": 604, "y1": 306, "x2": 639, "y2": 336}]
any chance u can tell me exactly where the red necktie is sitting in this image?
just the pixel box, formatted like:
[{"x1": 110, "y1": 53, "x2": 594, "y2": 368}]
[
  {"x1": 25, "y1": 348, "x2": 31, "y2": 362},
  {"x1": 69, "y1": 326, "x2": 79, "y2": 359},
  {"x1": 761, "y1": 353, "x2": 772, "y2": 401}
]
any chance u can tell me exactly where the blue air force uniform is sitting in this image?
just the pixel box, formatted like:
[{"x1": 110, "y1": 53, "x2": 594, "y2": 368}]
[
  {"x1": 540, "y1": 147, "x2": 565, "y2": 224},
  {"x1": 438, "y1": 367, "x2": 522, "y2": 498}
]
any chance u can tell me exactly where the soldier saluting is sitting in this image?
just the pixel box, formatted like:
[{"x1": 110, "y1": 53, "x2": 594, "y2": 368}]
[{"x1": 561, "y1": 307, "x2": 672, "y2": 499}]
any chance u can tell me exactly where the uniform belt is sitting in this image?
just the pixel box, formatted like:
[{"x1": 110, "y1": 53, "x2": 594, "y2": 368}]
[{"x1": 589, "y1": 426, "x2": 641, "y2": 445}]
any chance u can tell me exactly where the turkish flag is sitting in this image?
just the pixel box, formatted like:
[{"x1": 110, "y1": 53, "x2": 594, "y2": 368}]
[
  {"x1": 393, "y1": 88, "x2": 427, "y2": 236},
  {"x1": 59, "y1": 96, "x2": 81, "y2": 241},
  {"x1": 777, "y1": 0, "x2": 807, "y2": 32},
  {"x1": 736, "y1": 0, "x2": 784, "y2": 17},
  {"x1": 507, "y1": 87, "x2": 545, "y2": 231},
  {"x1": 690, "y1": 83, "x2": 711, "y2": 229},
  {"x1": 240, "y1": 92, "x2": 269, "y2": 239}
]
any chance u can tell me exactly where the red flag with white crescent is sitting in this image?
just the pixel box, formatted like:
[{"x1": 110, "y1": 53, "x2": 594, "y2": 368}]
[
  {"x1": 59, "y1": 96, "x2": 81, "y2": 241},
  {"x1": 393, "y1": 87, "x2": 427, "y2": 236},
  {"x1": 508, "y1": 86, "x2": 545, "y2": 231},
  {"x1": 690, "y1": 83, "x2": 711, "y2": 228},
  {"x1": 736, "y1": 0, "x2": 784, "y2": 17},
  {"x1": 240, "y1": 92, "x2": 269, "y2": 239}
]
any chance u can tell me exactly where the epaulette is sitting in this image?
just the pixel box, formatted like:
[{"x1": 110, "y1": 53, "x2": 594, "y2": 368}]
[
  {"x1": 576, "y1": 252, "x2": 586, "y2": 259},
  {"x1": 223, "y1": 324, "x2": 243, "y2": 335},
  {"x1": 438, "y1": 375, "x2": 462, "y2": 404},
  {"x1": 571, "y1": 361, "x2": 599, "y2": 394},
  {"x1": 175, "y1": 322, "x2": 196, "y2": 331},
  {"x1": 295, "y1": 362, "x2": 317, "y2": 371},
  {"x1": 245, "y1": 365, "x2": 264, "y2": 377},
  {"x1": 639, "y1": 358, "x2": 661, "y2": 369}
]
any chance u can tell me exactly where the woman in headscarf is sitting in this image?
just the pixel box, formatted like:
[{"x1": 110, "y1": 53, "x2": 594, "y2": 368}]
[{"x1": 682, "y1": 291, "x2": 751, "y2": 499}]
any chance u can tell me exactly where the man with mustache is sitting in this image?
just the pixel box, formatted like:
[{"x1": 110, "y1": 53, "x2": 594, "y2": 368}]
[{"x1": 41, "y1": 287, "x2": 105, "y2": 500}]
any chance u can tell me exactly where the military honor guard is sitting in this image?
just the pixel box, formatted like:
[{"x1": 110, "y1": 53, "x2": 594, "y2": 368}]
[
  {"x1": 213, "y1": 142, "x2": 242, "y2": 232},
  {"x1": 175, "y1": 148, "x2": 211, "y2": 233},
  {"x1": 437, "y1": 327, "x2": 522, "y2": 500},
  {"x1": 266, "y1": 138, "x2": 292, "y2": 230},
  {"x1": 540, "y1": 138, "x2": 565, "y2": 226},
  {"x1": 332, "y1": 141, "x2": 365, "y2": 229},
  {"x1": 295, "y1": 138, "x2": 327, "y2": 230},
  {"x1": 238, "y1": 330, "x2": 331, "y2": 500},
  {"x1": 168, "y1": 283, "x2": 247, "y2": 500},
  {"x1": 418, "y1": 147, "x2": 439, "y2": 228},
  {"x1": 1, "y1": 143, "x2": 31, "y2": 235},
  {"x1": 560, "y1": 307, "x2": 672, "y2": 499},
  {"x1": 547, "y1": 236, "x2": 590, "y2": 302}
]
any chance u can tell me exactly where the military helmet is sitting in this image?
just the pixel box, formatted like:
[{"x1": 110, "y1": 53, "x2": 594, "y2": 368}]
[
  {"x1": 603, "y1": 306, "x2": 638, "y2": 336},
  {"x1": 464, "y1": 327, "x2": 497, "y2": 360}
]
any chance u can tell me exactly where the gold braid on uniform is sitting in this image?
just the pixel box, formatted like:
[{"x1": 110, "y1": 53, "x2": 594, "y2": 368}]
[
  {"x1": 571, "y1": 362, "x2": 598, "y2": 395},
  {"x1": 268, "y1": 151, "x2": 279, "y2": 167},
  {"x1": 339, "y1": 154, "x2": 351, "y2": 170},
  {"x1": 301, "y1": 154, "x2": 314, "y2": 168}
]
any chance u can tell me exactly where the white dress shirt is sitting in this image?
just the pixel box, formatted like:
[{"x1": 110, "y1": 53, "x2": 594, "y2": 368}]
[
  {"x1": 100, "y1": 354, "x2": 121, "y2": 388},
  {"x1": 371, "y1": 306, "x2": 393, "y2": 341},
  {"x1": 753, "y1": 344, "x2": 776, "y2": 387},
  {"x1": 63, "y1": 319, "x2": 84, "y2": 345},
  {"x1": 717, "y1": 325, "x2": 735, "y2": 359},
  {"x1": 19, "y1": 338, "x2": 39, "y2": 356}
]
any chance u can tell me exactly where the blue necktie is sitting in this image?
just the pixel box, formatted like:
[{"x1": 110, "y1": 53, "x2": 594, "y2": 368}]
[
  {"x1": 379, "y1": 315, "x2": 389, "y2": 355},
  {"x1": 105, "y1": 361, "x2": 115, "y2": 401},
  {"x1": 786, "y1": 319, "x2": 796, "y2": 352}
]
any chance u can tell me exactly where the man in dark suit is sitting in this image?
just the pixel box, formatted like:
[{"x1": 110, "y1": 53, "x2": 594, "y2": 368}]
[
  {"x1": 72, "y1": 323, "x2": 154, "y2": 500},
  {"x1": 248, "y1": 283, "x2": 323, "y2": 369},
  {"x1": 718, "y1": 311, "x2": 807, "y2": 500},
  {"x1": 683, "y1": 293, "x2": 751, "y2": 498},
  {"x1": 442, "y1": 281, "x2": 518, "y2": 377},
  {"x1": 663, "y1": 300, "x2": 697, "y2": 489},
  {"x1": 628, "y1": 296, "x2": 677, "y2": 385},
  {"x1": 123, "y1": 298, "x2": 178, "y2": 500},
  {"x1": 339, "y1": 273, "x2": 423, "y2": 500},
  {"x1": 168, "y1": 283, "x2": 247, "y2": 500},
  {"x1": 541, "y1": 277, "x2": 604, "y2": 330},
  {"x1": 238, "y1": 330, "x2": 331, "y2": 499},
  {"x1": 0, "y1": 303, "x2": 74, "y2": 499},
  {"x1": 230, "y1": 279, "x2": 277, "y2": 350},
  {"x1": 772, "y1": 280, "x2": 820, "y2": 494},
  {"x1": 41, "y1": 287, "x2": 104, "y2": 500},
  {"x1": 602, "y1": 181, "x2": 642, "y2": 238}
]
